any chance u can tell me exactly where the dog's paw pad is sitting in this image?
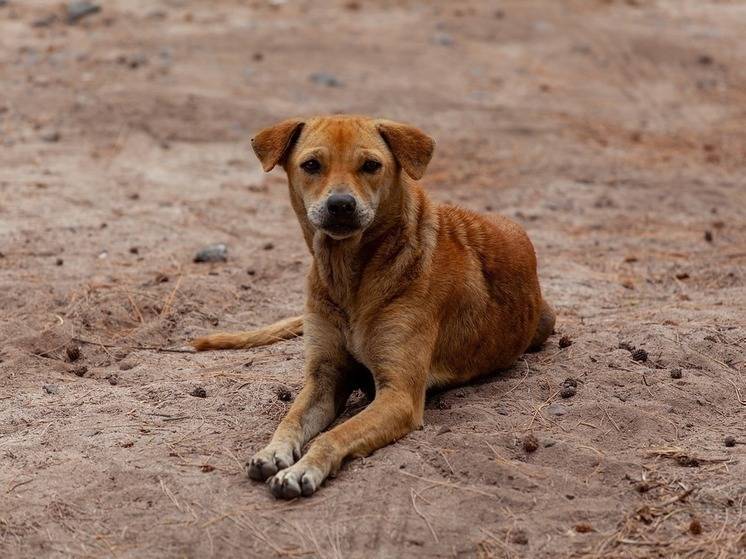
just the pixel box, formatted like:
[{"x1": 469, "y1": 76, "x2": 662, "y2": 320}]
[
  {"x1": 247, "y1": 446, "x2": 296, "y2": 481},
  {"x1": 269, "y1": 465, "x2": 324, "y2": 499}
]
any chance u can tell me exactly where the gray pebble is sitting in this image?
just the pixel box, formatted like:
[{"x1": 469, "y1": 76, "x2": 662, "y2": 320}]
[
  {"x1": 433, "y1": 32, "x2": 454, "y2": 46},
  {"x1": 547, "y1": 402, "x2": 568, "y2": 416},
  {"x1": 309, "y1": 72, "x2": 343, "y2": 87},
  {"x1": 670, "y1": 368, "x2": 682, "y2": 379},
  {"x1": 43, "y1": 384, "x2": 59, "y2": 394},
  {"x1": 194, "y1": 243, "x2": 228, "y2": 263},
  {"x1": 67, "y1": 2, "x2": 101, "y2": 24},
  {"x1": 41, "y1": 130, "x2": 61, "y2": 143}
]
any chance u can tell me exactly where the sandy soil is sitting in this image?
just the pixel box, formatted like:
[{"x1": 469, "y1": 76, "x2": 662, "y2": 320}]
[{"x1": 1, "y1": 1, "x2": 745, "y2": 557}]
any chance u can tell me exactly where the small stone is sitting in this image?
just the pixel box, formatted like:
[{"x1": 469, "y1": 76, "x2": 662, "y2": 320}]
[
  {"x1": 433, "y1": 32, "x2": 454, "y2": 46},
  {"x1": 119, "y1": 361, "x2": 136, "y2": 371},
  {"x1": 32, "y1": 14, "x2": 58, "y2": 27},
  {"x1": 704, "y1": 230, "x2": 713, "y2": 243},
  {"x1": 72, "y1": 365, "x2": 88, "y2": 377},
  {"x1": 522, "y1": 433, "x2": 539, "y2": 453},
  {"x1": 563, "y1": 378, "x2": 578, "y2": 388},
  {"x1": 201, "y1": 464, "x2": 215, "y2": 473},
  {"x1": 558, "y1": 335, "x2": 573, "y2": 348},
  {"x1": 631, "y1": 348, "x2": 648, "y2": 362},
  {"x1": 670, "y1": 368, "x2": 682, "y2": 379},
  {"x1": 107, "y1": 374, "x2": 119, "y2": 385},
  {"x1": 55, "y1": 258, "x2": 64, "y2": 266},
  {"x1": 262, "y1": 242, "x2": 274, "y2": 250},
  {"x1": 689, "y1": 518, "x2": 703, "y2": 535},
  {"x1": 724, "y1": 436, "x2": 736, "y2": 447},
  {"x1": 129, "y1": 246, "x2": 139, "y2": 255},
  {"x1": 43, "y1": 384, "x2": 59, "y2": 394},
  {"x1": 309, "y1": 72, "x2": 343, "y2": 87},
  {"x1": 193, "y1": 243, "x2": 227, "y2": 263},
  {"x1": 41, "y1": 130, "x2": 61, "y2": 143},
  {"x1": 437, "y1": 426, "x2": 451, "y2": 435},
  {"x1": 190, "y1": 386, "x2": 207, "y2": 398},
  {"x1": 510, "y1": 529, "x2": 528, "y2": 545},
  {"x1": 547, "y1": 403, "x2": 568, "y2": 416},
  {"x1": 276, "y1": 386, "x2": 292, "y2": 402},
  {"x1": 575, "y1": 523, "x2": 594, "y2": 533},
  {"x1": 67, "y1": 2, "x2": 101, "y2": 24},
  {"x1": 65, "y1": 345, "x2": 81, "y2": 362},
  {"x1": 560, "y1": 385, "x2": 576, "y2": 399}
]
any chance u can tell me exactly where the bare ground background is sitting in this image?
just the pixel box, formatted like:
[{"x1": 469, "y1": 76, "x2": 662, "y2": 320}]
[{"x1": 1, "y1": 1, "x2": 745, "y2": 557}]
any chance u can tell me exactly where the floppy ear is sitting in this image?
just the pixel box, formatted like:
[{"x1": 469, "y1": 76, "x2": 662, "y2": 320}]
[
  {"x1": 251, "y1": 118, "x2": 305, "y2": 172},
  {"x1": 376, "y1": 120, "x2": 435, "y2": 180}
]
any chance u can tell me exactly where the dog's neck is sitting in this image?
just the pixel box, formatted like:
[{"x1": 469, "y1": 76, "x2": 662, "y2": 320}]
[{"x1": 289, "y1": 175, "x2": 431, "y2": 308}]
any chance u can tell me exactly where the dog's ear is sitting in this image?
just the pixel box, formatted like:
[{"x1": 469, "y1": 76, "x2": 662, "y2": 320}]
[
  {"x1": 376, "y1": 120, "x2": 435, "y2": 180},
  {"x1": 251, "y1": 119, "x2": 305, "y2": 172}
]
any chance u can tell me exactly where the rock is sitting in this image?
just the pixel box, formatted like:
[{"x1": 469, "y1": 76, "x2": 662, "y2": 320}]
[
  {"x1": 309, "y1": 72, "x2": 343, "y2": 87},
  {"x1": 118, "y1": 361, "x2": 136, "y2": 371},
  {"x1": 72, "y1": 365, "x2": 88, "y2": 377},
  {"x1": 558, "y1": 335, "x2": 573, "y2": 348},
  {"x1": 65, "y1": 345, "x2": 81, "y2": 362},
  {"x1": 190, "y1": 386, "x2": 207, "y2": 398},
  {"x1": 262, "y1": 242, "x2": 274, "y2": 250},
  {"x1": 433, "y1": 32, "x2": 454, "y2": 46},
  {"x1": 55, "y1": 258, "x2": 64, "y2": 266},
  {"x1": 107, "y1": 374, "x2": 119, "y2": 385},
  {"x1": 41, "y1": 130, "x2": 61, "y2": 143},
  {"x1": 66, "y1": 2, "x2": 101, "y2": 24},
  {"x1": 547, "y1": 403, "x2": 568, "y2": 416},
  {"x1": 724, "y1": 435, "x2": 736, "y2": 447},
  {"x1": 670, "y1": 368, "x2": 683, "y2": 379},
  {"x1": 193, "y1": 243, "x2": 227, "y2": 263},
  {"x1": 276, "y1": 386, "x2": 292, "y2": 402},
  {"x1": 437, "y1": 426, "x2": 451, "y2": 435},
  {"x1": 631, "y1": 348, "x2": 648, "y2": 362},
  {"x1": 522, "y1": 433, "x2": 539, "y2": 453},
  {"x1": 560, "y1": 385, "x2": 576, "y2": 399},
  {"x1": 32, "y1": 14, "x2": 58, "y2": 27},
  {"x1": 43, "y1": 384, "x2": 59, "y2": 394}
]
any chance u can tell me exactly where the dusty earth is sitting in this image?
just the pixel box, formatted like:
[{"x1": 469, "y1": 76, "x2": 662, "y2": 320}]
[{"x1": 1, "y1": 1, "x2": 745, "y2": 557}]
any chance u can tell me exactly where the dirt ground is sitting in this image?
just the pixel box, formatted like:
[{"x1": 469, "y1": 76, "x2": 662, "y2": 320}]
[{"x1": 1, "y1": 0, "x2": 745, "y2": 557}]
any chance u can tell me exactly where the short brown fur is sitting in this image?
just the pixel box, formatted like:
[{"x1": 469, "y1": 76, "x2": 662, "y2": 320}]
[{"x1": 191, "y1": 115, "x2": 555, "y2": 499}]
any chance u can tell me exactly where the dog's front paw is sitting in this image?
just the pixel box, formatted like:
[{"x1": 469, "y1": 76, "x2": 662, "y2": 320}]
[
  {"x1": 247, "y1": 443, "x2": 298, "y2": 481},
  {"x1": 269, "y1": 463, "x2": 325, "y2": 499}
]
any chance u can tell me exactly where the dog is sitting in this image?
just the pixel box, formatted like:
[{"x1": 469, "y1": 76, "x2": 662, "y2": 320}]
[{"x1": 192, "y1": 115, "x2": 555, "y2": 499}]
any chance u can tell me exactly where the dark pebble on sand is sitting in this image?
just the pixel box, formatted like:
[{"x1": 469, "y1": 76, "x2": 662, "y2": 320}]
[
  {"x1": 559, "y1": 335, "x2": 573, "y2": 348},
  {"x1": 522, "y1": 433, "x2": 539, "y2": 453},
  {"x1": 190, "y1": 386, "x2": 207, "y2": 398},
  {"x1": 670, "y1": 368, "x2": 682, "y2": 379},
  {"x1": 631, "y1": 348, "x2": 648, "y2": 362},
  {"x1": 66, "y1": 345, "x2": 81, "y2": 362},
  {"x1": 276, "y1": 386, "x2": 292, "y2": 402},
  {"x1": 67, "y1": 2, "x2": 101, "y2": 24},
  {"x1": 560, "y1": 385, "x2": 576, "y2": 398},
  {"x1": 193, "y1": 243, "x2": 227, "y2": 263},
  {"x1": 724, "y1": 436, "x2": 736, "y2": 447}
]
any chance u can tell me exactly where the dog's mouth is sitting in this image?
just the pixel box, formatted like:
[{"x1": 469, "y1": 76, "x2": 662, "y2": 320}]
[{"x1": 319, "y1": 220, "x2": 363, "y2": 240}]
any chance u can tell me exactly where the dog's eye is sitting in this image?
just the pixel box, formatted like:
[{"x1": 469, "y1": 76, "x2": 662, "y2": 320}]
[
  {"x1": 360, "y1": 159, "x2": 382, "y2": 174},
  {"x1": 300, "y1": 159, "x2": 321, "y2": 174}
]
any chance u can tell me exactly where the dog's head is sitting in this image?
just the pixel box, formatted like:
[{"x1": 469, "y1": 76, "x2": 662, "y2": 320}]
[{"x1": 251, "y1": 115, "x2": 434, "y2": 239}]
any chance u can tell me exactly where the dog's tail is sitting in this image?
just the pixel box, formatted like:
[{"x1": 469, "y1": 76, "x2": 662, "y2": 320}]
[{"x1": 191, "y1": 315, "x2": 303, "y2": 351}]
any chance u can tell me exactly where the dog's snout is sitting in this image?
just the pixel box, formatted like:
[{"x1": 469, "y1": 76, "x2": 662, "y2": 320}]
[{"x1": 327, "y1": 194, "x2": 356, "y2": 217}]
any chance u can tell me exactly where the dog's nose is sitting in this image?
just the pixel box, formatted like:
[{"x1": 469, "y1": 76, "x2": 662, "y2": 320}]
[{"x1": 327, "y1": 194, "x2": 356, "y2": 217}]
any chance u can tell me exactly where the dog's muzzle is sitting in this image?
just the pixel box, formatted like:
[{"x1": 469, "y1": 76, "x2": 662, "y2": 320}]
[{"x1": 309, "y1": 193, "x2": 372, "y2": 238}]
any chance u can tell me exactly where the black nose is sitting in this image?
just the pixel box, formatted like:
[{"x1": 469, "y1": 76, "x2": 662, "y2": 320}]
[{"x1": 326, "y1": 194, "x2": 356, "y2": 217}]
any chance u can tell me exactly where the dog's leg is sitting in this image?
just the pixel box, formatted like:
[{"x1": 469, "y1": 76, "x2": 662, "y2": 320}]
[
  {"x1": 268, "y1": 371, "x2": 426, "y2": 498},
  {"x1": 247, "y1": 316, "x2": 353, "y2": 481}
]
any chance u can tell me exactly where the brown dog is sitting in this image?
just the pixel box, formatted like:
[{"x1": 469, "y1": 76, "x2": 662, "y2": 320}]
[{"x1": 192, "y1": 115, "x2": 555, "y2": 499}]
